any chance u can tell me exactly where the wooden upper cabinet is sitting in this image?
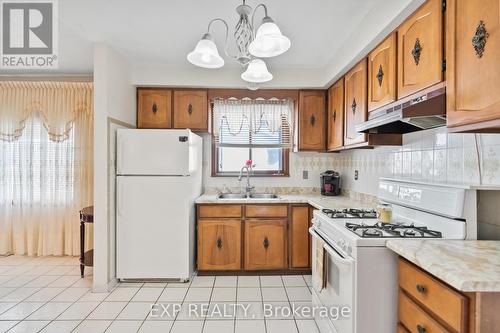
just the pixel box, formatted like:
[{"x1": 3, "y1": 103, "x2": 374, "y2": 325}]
[
  {"x1": 197, "y1": 219, "x2": 241, "y2": 271},
  {"x1": 344, "y1": 59, "x2": 368, "y2": 147},
  {"x1": 368, "y1": 33, "x2": 397, "y2": 111},
  {"x1": 327, "y1": 79, "x2": 344, "y2": 150},
  {"x1": 137, "y1": 89, "x2": 172, "y2": 129},
  {"x1": 298, "y1": 91, "x2": 326, "y2": 151},
  {"x1": 244, "y1": 220, "x2": 287, "y2": 270},
  {"x1": 397, "y1": 0, "x2": 443, "y2": 99},
  {"x1": 173, "y1": 90, "x2": 208, "y2": 131},
  {"x1": 446, "y1": 0, "x2": 500, "y2": 130}
]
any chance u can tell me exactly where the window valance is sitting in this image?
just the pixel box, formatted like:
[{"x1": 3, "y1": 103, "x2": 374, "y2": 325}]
[
  {"x1": 212, "y1": 98, "x2": 294, "y2": 148},
  {"x1": 0, "y1": 81, "x2": 93, "y2": 142}
]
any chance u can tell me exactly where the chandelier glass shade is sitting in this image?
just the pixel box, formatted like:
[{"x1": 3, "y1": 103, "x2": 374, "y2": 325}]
[
  {"x1": 241, "y1": 59, "x2": 273, "y2": 83},
  {"x1": 186, "y1": 1, "x2": 291, "y2": 85},
  {"x1": 186, "y1": 34, "x2": 225, "y2": 69}
]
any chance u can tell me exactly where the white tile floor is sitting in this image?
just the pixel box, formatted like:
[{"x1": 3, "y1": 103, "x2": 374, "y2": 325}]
[{"x1": 0, "y1": 256, "x2": 318, "y2": 333}]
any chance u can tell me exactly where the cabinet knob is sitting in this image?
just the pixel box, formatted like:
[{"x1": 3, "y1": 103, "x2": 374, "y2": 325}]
[
  {"x1": 416, "y1": 284, "x2": 426, "y2": 294},
  {"x1": 310, "y1": 115, "x2": 316, "y2": 126},
  {"x1": 216, "y1": 238, "x2": 222, "y2": 249},
  {"x1": 333, "y1": 110, "x2": 336, "y2": 122},
  {"x1": 188, "y1": 103, "x2": 193, "y2": 115},
  {"x1": 472, "y1": 20, "x2": 489, "y2": 58},
  {"x1": 412, "y1": 38, "x2": 422, "y2": 65},
  {"x1": 417, "y1": 324, "x2": 426, "y2": 333},
  {"x1": 263, "y1": 237, "x2": 269, "y2": 249},
  {"x1": 376, "y1": 65, "x2": 384, "y2": 86},
  {"x1": 351, "y1": 99, "x2": 357, "y2": 114},
  {"x1": 152, "y1": 103, "x2": 158, "y2": 114}
]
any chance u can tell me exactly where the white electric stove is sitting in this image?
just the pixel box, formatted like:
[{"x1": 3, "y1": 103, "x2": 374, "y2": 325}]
[{"x1": 310, "y1": 179, "x2": 478, "y2": 333}]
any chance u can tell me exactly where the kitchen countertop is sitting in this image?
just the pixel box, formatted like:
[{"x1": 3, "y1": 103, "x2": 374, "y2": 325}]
[
  {"x1": 195, "y1": 193, "x2": 375, "y2": 210},
  {"x1": 386, "y1": 240, "x2": 500, "y2": 292}
]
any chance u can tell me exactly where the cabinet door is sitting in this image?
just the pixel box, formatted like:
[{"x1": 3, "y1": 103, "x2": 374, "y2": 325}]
[
  {"x1": 137, "y1": 89, "x2": 172, "y2": 129},
  {"x1": 447, "y1": 0, "x2": 500, "y2": 129},
  {"x1": 397, "y1": 0, "x2": 443, "y2": 99},
  {"x1": 244, "y1": 220, "x2": 287, "y2": 270},
  {"x1": 290, "y1": 206, "x2": 310, "y2": 269},
  {"x1": 173, "y1": 90, "x2": 208, "y2": 131},
  {"x1": 368, "y1": 33, "x2": 397, "y2": 111},
  {"x1": 298, "y1": 91, "x2": 326, "y2": 151},
  {"x1": 344, "y1": 59, "x2": 368, "y2": 147},
  {"x1": 327, "y1": 79, "x2": 344, "y2": 150},
  {"x1": 198, "y1": 219, "x2": 241, "y2": 270}
]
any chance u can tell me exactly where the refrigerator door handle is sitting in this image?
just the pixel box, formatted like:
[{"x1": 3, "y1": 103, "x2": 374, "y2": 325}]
[
  {"x1": 117, "y1": 138, "x2": 123, "y2": 175},
  {"x1": 117, "y1": 180, "x2": 123, "y2": 217}
]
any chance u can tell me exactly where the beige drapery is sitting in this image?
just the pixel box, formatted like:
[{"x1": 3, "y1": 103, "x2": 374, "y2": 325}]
[{"x1": 0, "y1": 81, "x2": 93, "y2": 256}]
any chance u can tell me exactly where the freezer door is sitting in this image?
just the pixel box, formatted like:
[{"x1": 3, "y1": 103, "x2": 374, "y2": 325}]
[
  {"x1": 116, "y1": 176, "x2": 195, "y2": 279},
  {"x1": 117, "y1": 129, "x2": 191, "y2": 176}
]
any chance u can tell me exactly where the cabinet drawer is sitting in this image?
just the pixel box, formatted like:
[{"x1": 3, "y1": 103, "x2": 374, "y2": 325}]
[
  {"x1": 398, "y1": 259, "x2": 467, "y2": 332},
  {"x1": 198, "y1": 205, "x2": 242, "y2": 218},
  {"x1": 399, "y1": 292, "x2": 450, "y2": 333},
  {"x1": 198, "y1": 219, "x2": 241, "y2": 270},
  {"x1": 246, "y1": 205, "x2": 288, "y2": 218}
]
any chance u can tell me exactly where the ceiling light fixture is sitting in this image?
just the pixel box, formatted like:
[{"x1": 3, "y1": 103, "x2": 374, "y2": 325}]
[{"x1": 186, "y1": 0, "x2": 291, "y2": 87}]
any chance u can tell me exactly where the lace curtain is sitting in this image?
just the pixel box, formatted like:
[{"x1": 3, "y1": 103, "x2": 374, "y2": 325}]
[
  {"x1": 212, "y1": 98, "x2": 294, "y2": 147},
  {"x1": 0, "y1": 81, "x2": 93, "y2": 256}
]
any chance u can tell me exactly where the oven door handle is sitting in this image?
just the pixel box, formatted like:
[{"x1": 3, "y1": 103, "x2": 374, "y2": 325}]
[
  {"x1": 323, "y1": 243, "x2": 354, "y2": 266},
  {"x1": 310, "y1": 227, "x2": 354, "y2": 265}
]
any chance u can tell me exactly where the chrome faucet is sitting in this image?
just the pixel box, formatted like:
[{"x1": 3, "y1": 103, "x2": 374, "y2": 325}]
[{"x1": 238, "y1": 161, "x2": 255, "y2": 196}]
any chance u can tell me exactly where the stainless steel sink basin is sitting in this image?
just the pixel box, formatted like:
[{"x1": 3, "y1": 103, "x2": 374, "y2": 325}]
[
  {"x1": 217, "y1": 193, "x2": 247, "y2": 199},
  {"x1": 216, "y1": 193, "x2": 280, "y2": 200},
  {"x1": 249, "y1": 193, "x2": 279, "y2": 199}
]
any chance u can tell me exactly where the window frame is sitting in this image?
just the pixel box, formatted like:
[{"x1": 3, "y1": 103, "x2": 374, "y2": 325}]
[
  {"x1": 212, "y1": 143, "x2": 290, "y2": 177},
  {"x1": 208, "y1": 89, "x2": 297, "y2": 178}
]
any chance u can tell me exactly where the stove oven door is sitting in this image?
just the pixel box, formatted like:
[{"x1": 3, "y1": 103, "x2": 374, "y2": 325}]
[{"x1": 310, "y1": 227, "x2": 355, "y2": 333}]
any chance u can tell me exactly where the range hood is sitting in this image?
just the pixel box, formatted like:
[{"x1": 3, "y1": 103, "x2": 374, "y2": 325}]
[{"x1": 356, "y1": 83, "x2": 446, "y2": 134}]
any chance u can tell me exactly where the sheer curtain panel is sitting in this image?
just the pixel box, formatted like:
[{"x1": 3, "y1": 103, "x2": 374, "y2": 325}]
[{"x1": 0, "y1": 81, "x2": 93, "y2": 256}]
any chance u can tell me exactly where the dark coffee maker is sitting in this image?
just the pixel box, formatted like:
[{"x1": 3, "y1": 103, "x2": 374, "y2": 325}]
[{"x1": 320, "y1": 170, "x2": 341, "y2": 196}]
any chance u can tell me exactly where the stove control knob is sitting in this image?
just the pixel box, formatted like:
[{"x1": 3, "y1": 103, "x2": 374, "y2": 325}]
[
  {"x1": 339, "y1": 239, "x2": 346, "y2": 250},
  {"x1": 346, "y1": 245, "x2": 353, "y2": 254}
]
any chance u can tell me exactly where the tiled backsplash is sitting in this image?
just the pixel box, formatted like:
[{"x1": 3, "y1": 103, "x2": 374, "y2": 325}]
[
  {"x1": 335, "y1": 127, "x2": 500, "y2": 196},
  {"x1": 200, "y1": 128, "x2": 500, "y2": 239}
]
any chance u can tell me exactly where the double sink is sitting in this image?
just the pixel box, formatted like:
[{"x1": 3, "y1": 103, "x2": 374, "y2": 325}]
[{"x1": 217, "y1": 193, "x2": 279, "y2": 200}]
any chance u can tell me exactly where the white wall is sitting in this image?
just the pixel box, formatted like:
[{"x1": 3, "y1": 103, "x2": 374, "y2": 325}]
[
  {"x1": 129, "y1": 0, "x2": 426, "y2": 89},
  {"x1": 93, "y1": 43, "x2": 136, "y2": 292}
]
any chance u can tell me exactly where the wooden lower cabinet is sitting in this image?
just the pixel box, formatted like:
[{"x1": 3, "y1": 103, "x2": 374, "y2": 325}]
[
  {"x1": 290, "y1": 205, "x2": 310, "y2": 269},
  {"x1": 397, "y1": 258, "x2": 500, "y2": 333},
  {"x1": 197, "y1": 203, "x2": 311, "y2": 273},
  {"x1": 244, "y1": 220, "x2": 287, "y2": 270},
  {"x1": 197, "y1": 219, "x2": 241, "y2": 270}
]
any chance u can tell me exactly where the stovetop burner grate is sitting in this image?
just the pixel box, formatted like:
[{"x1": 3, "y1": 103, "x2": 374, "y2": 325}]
[
  {"x1": 345, "y1": 222, "x2": 442, "y2": 239},
  {"x1": 322, "y1": 208, "x2": 378, "y2": 219}
]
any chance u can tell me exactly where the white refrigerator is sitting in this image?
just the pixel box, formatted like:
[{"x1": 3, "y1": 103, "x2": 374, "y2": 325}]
[{"x1": 116, "y1": 129, "x2": 202, "y2": 281}]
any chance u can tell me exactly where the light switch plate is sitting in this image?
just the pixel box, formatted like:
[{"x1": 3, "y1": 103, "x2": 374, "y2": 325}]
[{"x1": 303, "y1": 170, "x2": 309, "y2": 179}]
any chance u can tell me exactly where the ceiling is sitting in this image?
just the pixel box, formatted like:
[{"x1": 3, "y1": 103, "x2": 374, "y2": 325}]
[{"x1": 1, "y1": 0, "x2": 422, "y2": 87}]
